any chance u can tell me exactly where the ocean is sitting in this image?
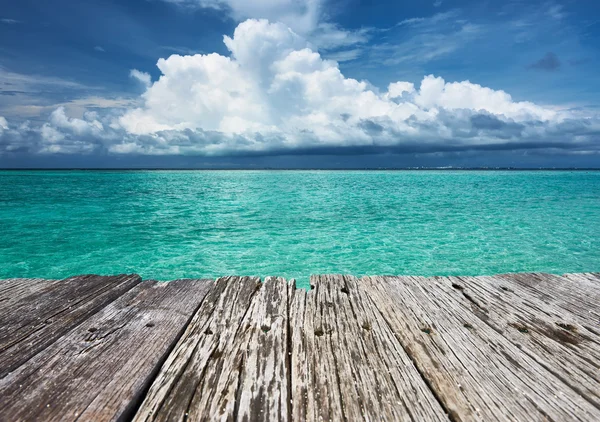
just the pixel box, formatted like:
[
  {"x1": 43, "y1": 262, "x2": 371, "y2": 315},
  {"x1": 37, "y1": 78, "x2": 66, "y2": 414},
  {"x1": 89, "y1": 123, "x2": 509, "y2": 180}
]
[{"x1": 1, "y1": 170, "x2": 598, "y2": 288}]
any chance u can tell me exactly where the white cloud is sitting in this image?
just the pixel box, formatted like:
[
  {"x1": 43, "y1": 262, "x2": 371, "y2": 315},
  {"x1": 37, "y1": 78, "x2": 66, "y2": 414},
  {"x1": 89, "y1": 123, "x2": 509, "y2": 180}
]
[
  {"x1": 4, "y1": 96, "x2": 137, "y2": 119},
  {"x1": 47, "y1": 107, "x2": 104, "y2": 135},
  {"x1": 546, "y1": 3, "x2": 566, "y2": 20},
  {"x1": 387, "y1": 82, "x2": 416, "y2": 99},
  {"x1": 414, "y1": 75, "x2": 555, "y2": 121},
  {"x1": 309, "y1": 23, "x2": 370, "y2": 50},
  {"x1": 35, "y1": 108, "x2": 108, "y2": 154},
  {"x1": 372, "y1": 12, "x2": 482, "y2": 65},
  {"x1": 323, "y1": 48, "x2": 363, "y2": 62},
  {"x1": 1, "y1": 18, "x2": 21, "y2": 25},
  {"x1": 0, "y1": 67, "x2": 136, "y2": 122},
  {"x1": 166, "y1": 0, "x2": 321, "y2": 34},
  {"x1": 0, "y1": 67, "x2": 88, "y2": 91},
  {"x1": 0, "y1": 116, "x2": 7, "y2": 138},
  {"x1": 3, "y1": 19, "x2": 599, "y2": 157},
  {"x1": 118, "y1": 19, "x2": 560, "y2": 150},
  {"x1": 162, "y1": 0, "x2": 368, "y2": 53},
  {"x1": 130, "y1": 69, "x2": 152, "y2": 87}
]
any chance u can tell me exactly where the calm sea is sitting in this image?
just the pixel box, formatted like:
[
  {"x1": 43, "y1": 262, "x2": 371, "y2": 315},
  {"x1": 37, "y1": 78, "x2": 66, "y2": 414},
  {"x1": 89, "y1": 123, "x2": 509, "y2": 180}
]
[{"x1": 1, "y1": 170, "x2": 598, "y2": 288}]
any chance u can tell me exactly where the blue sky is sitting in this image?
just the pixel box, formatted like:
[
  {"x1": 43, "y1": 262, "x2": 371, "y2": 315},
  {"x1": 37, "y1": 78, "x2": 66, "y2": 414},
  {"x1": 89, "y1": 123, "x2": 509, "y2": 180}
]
[{"x1": 1, "y1": 0, "x2": 599, "y2": 168}]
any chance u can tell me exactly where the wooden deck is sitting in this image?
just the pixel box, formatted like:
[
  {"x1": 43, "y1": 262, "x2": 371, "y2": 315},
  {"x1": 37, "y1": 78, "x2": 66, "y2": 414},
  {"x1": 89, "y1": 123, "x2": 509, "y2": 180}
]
[{"x1": 0, "y1": 273, "x2": 599, "y2": 421}]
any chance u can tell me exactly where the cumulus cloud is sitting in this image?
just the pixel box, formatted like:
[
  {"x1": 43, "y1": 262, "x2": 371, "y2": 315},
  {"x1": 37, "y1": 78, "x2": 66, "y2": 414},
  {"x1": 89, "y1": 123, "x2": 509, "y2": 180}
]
[
  {"x1": 413, "y1": 75, "x2": 556, "y2": 120},
  {"x1": 130, "y1": 69, "x2": 152, "y2": 87},
  {"x1": 387, "y1": 82, "x2": 415, "y2": 99},
  {"x1": 2, "y1": 19, "x2": 599, "y2": 158},
  {"x1": 116, "y1": 20, "x2": 567, "y2": 151}
]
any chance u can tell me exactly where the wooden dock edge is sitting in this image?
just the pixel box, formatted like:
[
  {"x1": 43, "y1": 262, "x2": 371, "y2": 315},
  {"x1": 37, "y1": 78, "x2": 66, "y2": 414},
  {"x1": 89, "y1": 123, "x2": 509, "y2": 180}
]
[{"x1": 0, "y1": 272, "x2": 599, "y2": 421}]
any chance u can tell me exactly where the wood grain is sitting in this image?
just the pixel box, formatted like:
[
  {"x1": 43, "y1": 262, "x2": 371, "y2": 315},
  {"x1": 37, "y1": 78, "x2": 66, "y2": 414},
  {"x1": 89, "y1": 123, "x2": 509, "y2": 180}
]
[
  {"x1": 290, "y1": 274, "x2": 449, "y2": 422},
  {"x1": 0, "y1": 278, "x2": 212, "y2": 421},
  {"x1": 0, "y1": 278, "x2": 59, "y2": 307},
  {"x1": 362, "y1": 275, "x2": 600, "y2": 421},
  {"x1": 498, "y1": 273, "x2": 600, "y2": 326},
  {"x1": 133, "y1": 276, "x2": 274, "y2": 422},
  {"x1": 2, "y1": 273, "x2": 600, "y2": 422},
  {"x1": 447, "y1": 275, "x2": 600, "y2": 409},
  {"x1": 0, "y1": 274, "x2": 141, "y2": 377}
]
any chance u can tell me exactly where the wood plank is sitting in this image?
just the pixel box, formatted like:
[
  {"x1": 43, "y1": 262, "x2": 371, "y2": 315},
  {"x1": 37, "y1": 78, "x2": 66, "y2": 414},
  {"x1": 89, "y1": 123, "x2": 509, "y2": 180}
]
[
  {"x1": 562, "y1": 273, "x2": 600, "y2": 296},
  {"x1": 133, "y1": 276, "x2": 271, "y2": 422},
  {"x1": 362, "y1": 275, "x2": 600, "y2": 421},
  {"x1": 498, "y1": 273, "x2": 600, "y2": 326},
  {"x1": 0, "y1": 278, "x2": 59, "y2": 307},
  {"x1": 446, "y1": 275, "x2": 600, "y2": 409},
  {"x1": 233, "y1": 276, "x2": 292, "y2": 422},
  {"x1": 289, "y1": 278, "x2": 344, "y2": 421},
  {"x1": 585, "y1": 272, "x2": 600, "y2": 283},
  {"x1": 0, "y1": 279, "x2": 212, "y2": 422},
  {"x1": 290, "y1": 274, "x2": 449, "y2": 422},
  {"x1": 0, "y1": 274, "x2": 141, "y2": 377}
]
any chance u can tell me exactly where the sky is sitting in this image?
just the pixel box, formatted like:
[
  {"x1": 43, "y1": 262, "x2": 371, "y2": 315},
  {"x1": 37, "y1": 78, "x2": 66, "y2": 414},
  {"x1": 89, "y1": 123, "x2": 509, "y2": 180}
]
[{"x1": 1, "y1": 0, "x2": 599, "y2": 168}]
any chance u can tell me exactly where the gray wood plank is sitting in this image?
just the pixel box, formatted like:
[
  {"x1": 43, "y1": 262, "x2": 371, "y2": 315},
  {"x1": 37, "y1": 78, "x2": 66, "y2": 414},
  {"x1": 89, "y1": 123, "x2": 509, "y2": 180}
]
[
  {"x1": 0, "y1": 278, "x2": 212, "y2": 422},
  {"x1": 133, "y1": 276, "x2": 269, "y2": 422},
  {"x1": 0, "y1": 278, "x2": 59, "y2": 308},
  {"x1": 233, "y1": 276, "x2": 292, "y2": 422},
  {"x1": 562, "y1": 273, "x2": 600, "y2": 297},
  {"x1": 446, "y1": 275, "x2": 600, "y2": 409},
  {"x1": 290, "y1": 274, "x2": 449, "y2": 422},
  {"x1": 498, "y1": 273, "x2": 600, "y2": 326},
  {"x1": 362, "y1": 275, "x2": 600, "y2": 421},
  {"x1": 3, "y1": 272, "x2": 598, "y2": 422},
  {"x1": 289, "y1": 278, "x2": 344, "y2": 421},
  {"x1": 0, "y1": 274, "x2": 141, "y2": 377}
]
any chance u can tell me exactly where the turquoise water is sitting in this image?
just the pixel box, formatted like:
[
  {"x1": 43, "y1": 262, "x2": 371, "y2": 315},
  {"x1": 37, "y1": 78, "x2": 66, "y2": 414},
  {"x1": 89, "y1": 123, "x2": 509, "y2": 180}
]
[{"x1": 0, "y1": 170, "x2": 599, "y2": 289}]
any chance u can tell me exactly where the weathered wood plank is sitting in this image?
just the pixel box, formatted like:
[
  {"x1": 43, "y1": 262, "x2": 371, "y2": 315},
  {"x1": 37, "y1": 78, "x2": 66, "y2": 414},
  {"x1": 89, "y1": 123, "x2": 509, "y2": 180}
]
[
  {"x1": 2, "y1": 272, "x2": 599, "y2": 422},
  {"x1": 133, "y1": 276, "x2": 272, "y2": 422},
  {"x1": 0, "y1": 278, "x2": 212, "y2": 422},
  {"x1": 562, "y1": 272, "x2": 600, "y2": 284},
  {"x1": 0, "y1": 274, "x2": 141, "y2": 377},
  {"x1": 362, "y1": 275, "x2": 600, "y2": 421},
  {"x1": 498, "y1": 273, "x2": 600, "y2": 326},
  {"x1": 289, "y1": 278, "x2": 344, "y2": 421},
  {"x1": 233, "y1": 276, "x2": 291, "y2": 422},
  {"x1": 562, "y1": 273, "x2": 600, "y2": 298},
  {"x1": 446, "y1": 275, "x2": 600, "y2": 409},
  {"x1": 586, "y1": 272, "x2": 600, "y2": 283},
  {"x1": 290, "y1": 275, "x2": 449, "y2": 421},
  {"x1": 0, "y1": 278, "x2": 59, "y2": 308}
]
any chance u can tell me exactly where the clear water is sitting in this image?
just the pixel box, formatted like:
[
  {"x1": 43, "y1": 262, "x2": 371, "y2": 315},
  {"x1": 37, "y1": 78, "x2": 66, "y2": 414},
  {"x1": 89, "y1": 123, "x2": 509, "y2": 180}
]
[{"x1": 1, "y1": 170, "x2": 598, "y2": 289}]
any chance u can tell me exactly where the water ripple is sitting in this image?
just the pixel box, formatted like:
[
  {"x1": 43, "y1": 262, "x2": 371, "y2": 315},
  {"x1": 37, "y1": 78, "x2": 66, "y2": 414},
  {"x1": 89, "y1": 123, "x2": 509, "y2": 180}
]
[{"x1": 0, "y1": 170, "x2": 599, "y2": 288}]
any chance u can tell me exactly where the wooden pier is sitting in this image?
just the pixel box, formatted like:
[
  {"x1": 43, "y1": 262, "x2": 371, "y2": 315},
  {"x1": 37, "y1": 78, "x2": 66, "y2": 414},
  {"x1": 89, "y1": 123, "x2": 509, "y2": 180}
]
[{"x1": 0, "y1": 273, "x2": 599, "y2": 421}]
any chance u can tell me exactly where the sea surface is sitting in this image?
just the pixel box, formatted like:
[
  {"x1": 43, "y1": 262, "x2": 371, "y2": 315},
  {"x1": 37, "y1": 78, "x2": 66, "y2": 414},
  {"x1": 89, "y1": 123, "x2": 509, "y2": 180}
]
[{"x1": 0, "y1": 170, "x2": 598, "y2": 288}]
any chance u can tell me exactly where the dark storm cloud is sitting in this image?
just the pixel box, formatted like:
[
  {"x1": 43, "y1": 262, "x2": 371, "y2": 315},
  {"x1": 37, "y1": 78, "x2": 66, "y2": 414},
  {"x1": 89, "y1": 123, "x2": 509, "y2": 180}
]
[
  {"x1": 528, "y1": 52, "x2": 561, "y2": 71},
  {"x1": 2, "y1": 104, "x2": 600, "y2": 169}
]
